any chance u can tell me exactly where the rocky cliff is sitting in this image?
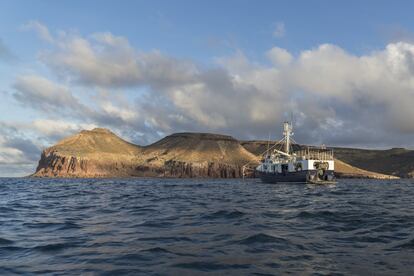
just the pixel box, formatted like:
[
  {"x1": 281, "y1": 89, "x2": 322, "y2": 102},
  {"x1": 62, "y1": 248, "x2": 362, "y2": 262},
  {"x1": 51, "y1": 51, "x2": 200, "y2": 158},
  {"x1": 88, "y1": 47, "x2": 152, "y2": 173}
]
[
  {"x1": 34, "y1": 128, "x2": 143, "y2": 177},
  {"x1": 33, "y1": 130, "x2": 259, "y2": 178},
  {"x1": 33, "y1": 128, "x2": 398, "y2": 179}
]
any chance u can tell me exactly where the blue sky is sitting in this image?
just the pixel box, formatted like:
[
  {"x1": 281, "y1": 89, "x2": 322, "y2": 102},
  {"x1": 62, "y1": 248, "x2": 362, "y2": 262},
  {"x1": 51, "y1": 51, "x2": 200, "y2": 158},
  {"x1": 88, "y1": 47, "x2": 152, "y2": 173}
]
[
  {"x1": 2, "y1": 1, "x2": 413, "y2": 59},
  {"x1": 2, "y1": 0, "x2": 414, "y2": 176}
]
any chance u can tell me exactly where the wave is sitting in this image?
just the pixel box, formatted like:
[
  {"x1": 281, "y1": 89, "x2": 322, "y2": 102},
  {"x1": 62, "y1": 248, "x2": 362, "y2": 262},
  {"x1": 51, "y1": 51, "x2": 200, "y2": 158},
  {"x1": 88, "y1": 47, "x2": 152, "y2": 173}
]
[
  {"x1": 138, "y1": 236, "x2": 192, "y2": 242},
  {"x1": 238, "y1": 233, "x2": 288, "y2": 245},
  {"x1": 172, "y1": 261, "x2": 251, "y2": 271},
  {"x1": 1, "y1": 178, "x2": 413, "y2": 275},
  {"x1": 32, "y1": 243, "x2": 68, "y2": 252},
  {"x1": 22, "y1": 221, "x2": 81, "y2": 230},
  {"x1": 202, "y1": 210, "x2": 246, "y2": 220},
  {"x1": 140, "y1": 247, "x2": 172, "y2": 254},
  {"x1": 136, "y1": 220, "x2": 175, "y2": 228},
  {"x1": 0, "y1": 238, "x2": 14, "y2": 245},
  {"x1": 394, "y1": 238, "x2": 414, "y2": 249}
]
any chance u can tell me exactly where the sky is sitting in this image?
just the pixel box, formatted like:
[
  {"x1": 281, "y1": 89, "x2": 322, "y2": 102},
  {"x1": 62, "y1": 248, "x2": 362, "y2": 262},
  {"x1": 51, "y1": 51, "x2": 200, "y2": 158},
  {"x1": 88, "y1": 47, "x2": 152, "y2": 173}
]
[{"x1": 2, "y1": 0, "x2": 414, "y2": 176}]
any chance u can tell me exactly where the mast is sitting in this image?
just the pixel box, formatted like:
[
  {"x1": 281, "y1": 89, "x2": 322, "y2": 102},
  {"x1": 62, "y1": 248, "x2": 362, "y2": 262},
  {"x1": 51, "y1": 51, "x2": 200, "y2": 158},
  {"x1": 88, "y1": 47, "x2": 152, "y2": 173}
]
[{"x1": 283, "y1": 121, "x2": 293, "y2": 154}]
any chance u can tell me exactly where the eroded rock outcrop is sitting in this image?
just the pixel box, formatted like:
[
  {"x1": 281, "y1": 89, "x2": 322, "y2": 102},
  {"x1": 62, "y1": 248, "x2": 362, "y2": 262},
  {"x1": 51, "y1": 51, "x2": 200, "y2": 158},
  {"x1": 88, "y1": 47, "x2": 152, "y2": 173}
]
[
  {"x1": 33, "y1": 129, "x2": 259, "y2": 178},
  {"x1": 33, "y1": 128, "x2": 143, "y2": 177}
]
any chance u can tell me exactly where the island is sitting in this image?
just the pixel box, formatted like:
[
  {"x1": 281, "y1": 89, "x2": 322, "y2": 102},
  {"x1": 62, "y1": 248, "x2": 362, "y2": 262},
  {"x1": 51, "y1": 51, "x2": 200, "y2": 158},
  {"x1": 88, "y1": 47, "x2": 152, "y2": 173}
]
[{"x1": 32, "y1": 128, "x2": 400, "y2": 179}]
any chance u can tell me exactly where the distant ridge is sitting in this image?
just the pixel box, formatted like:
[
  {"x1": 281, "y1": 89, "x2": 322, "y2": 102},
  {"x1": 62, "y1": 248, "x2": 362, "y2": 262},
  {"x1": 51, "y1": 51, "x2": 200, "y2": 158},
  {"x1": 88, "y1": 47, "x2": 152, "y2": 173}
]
[{"x1": 33, "y1": 128, "x2": 399, "y2": 179}]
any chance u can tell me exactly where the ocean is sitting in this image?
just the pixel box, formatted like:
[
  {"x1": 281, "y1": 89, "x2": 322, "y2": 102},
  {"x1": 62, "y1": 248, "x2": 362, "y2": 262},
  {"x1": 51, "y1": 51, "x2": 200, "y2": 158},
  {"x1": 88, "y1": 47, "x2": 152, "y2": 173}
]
[{"x1": 0, "y1": 178, "x2": 413, "y2": 275}]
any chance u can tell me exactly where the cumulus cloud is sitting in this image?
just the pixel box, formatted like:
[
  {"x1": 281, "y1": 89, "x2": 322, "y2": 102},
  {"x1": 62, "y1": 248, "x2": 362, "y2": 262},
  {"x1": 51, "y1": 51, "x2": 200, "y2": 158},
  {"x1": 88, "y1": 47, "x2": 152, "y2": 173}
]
[
  {"x1": 267, "y1": 47, "x2": 292, "y2": 66},
  {"x1": 14, "y1": 23, "x2": 414, "y2": 151},
  {"x1": 39, "y1": 32, "x2": 198, "y2": 88},
  {"x1": 0, "y1": 123, "x2": 41, "y2": 176},
  {"x1": 31, "y1": 119, "x2": 98, "y2": 140},
  {"x1": 21, "y1": 20, "x2": 54, "y2": 43},
  {"x1": 13, "y1": 75, "x2": 86, "y2": 113}
]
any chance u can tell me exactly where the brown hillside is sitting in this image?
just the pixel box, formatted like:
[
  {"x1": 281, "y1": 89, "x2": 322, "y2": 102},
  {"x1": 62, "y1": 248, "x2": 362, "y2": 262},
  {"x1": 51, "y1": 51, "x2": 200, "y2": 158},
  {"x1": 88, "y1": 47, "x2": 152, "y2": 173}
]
[
  {"x1": 333, "y1": 147, "x2": 414, "y2": 178},
  {"x1": 138, "y1": 133, "x2": 259, "y2": 178},
  {"x1": 33, "y1": 130, "x2": 259, "y2": 178},
  {"x1": 143, "y1": 133, "x2": 258, "y2": 165},
  {"x1": 50, "y1": 128, "x2": 141, "y2": 156},
  {"x1": 34, "y1": 128, "x2": 143, "y2": 178}
]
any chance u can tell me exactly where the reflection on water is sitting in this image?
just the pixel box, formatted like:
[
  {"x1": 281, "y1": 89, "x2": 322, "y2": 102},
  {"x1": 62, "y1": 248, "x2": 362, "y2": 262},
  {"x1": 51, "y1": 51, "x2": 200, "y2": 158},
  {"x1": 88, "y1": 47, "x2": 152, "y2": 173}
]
[{"x1": 0, "y1": 178, "x2": 413, "y2": 275}]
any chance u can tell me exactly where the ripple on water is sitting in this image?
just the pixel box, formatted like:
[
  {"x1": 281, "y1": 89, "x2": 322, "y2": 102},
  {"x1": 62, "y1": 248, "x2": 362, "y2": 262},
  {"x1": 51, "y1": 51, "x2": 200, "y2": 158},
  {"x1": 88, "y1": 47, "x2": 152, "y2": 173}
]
[
  {"x1": 238, "y1": 233, "x2": 288, "y2": 245},
  {"x1": 136, "y1": 220, "x2": 175, "y2": 228},
  {"x1": 393, "y1": 238, "x2": 414, "y2": 249},
  {"x1": 32, "y1": 243, "x2": 68, "y2": 252},
  {"x1": 138, "y1": 236, "x2": 193, "y2": 243},
  {"x1": 172, "y1": 261, "x2": 251, "y2": 272},
  {"x1": 0, "y1": 178, "x2": 413, "y2": 275},
  {"x1": 140, "y1": 247, "x2": 172, "y2": 254},
  {"x1": 202, "y1": 210, "x2": 246, "y2": 220},
  {"x1": 0, "y1": 238, "x2": 14, "y2": 245}
]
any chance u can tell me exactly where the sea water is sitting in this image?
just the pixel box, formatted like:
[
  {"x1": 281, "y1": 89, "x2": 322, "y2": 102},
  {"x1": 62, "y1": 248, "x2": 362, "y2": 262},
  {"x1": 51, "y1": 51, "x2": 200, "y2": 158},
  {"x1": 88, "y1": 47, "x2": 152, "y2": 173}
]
[{"x1": 0, "y1": 178, "x2": 413, "y2": 275}]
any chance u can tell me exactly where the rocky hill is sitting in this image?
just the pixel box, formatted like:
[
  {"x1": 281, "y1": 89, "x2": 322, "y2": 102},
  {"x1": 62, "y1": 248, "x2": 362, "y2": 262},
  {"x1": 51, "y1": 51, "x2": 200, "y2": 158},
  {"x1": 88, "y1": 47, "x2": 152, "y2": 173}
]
[
  {"x1": 34, "y1": 128, "x2": 143, "y2": 177},
  {"x1": 33, "y1": 128, "x2": 399, "y2": 179},
  {"x1": 333, "y1": 147, "x2": 414, "y2": 178},
  {"x1": 33, "y1": 129, "x2": 259, "y2": 178},
  {"x1": 333, "y1": 159, "x2": 397, "y2": 179},
  {"x1": 140, "y1": 133, "x2": 259, "y2": 177}
]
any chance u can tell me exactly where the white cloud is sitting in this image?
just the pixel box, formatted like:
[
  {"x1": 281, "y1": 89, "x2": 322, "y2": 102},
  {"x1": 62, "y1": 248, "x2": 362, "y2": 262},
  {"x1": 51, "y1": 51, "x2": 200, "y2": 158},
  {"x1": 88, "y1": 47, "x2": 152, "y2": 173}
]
[
  {"x1": 100, "y1": 102, "x2": 138, "y2": 122},
  {"x1": 39, "y1": 32, "x2": 197, "y2": 88},
  {"x1": 0, "y1": 146, "x2": 25, "y2": 164},
  {"x1": 13, "y1": 24, "x2": 414, "y2": 151},
  {"x1": 31, "y1": 119, "x2": 98, "y2": 138},
  {"x1": 267, "y1": 47, "x2": 292, "y2": 66},
  {"x1": 22, "y1": 20, "x2": 54, "y2": 43},
  {"x1": 0, "y1": 123, "x2": 41, "y2": 176},
  {"x1": 273, "y1": 22, "x2": 285, "y2": 38},
  {"x1": 8, "y1": 22, "x2": 414, "y2": 176},
  {"x1": 13, "y1": 75, "x2": 84, "y2": 112}
]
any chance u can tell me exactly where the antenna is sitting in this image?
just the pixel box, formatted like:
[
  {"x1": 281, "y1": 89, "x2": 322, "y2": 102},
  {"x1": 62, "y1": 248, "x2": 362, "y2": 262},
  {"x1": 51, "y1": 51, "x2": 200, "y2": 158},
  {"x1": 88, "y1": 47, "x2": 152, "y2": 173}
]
[
  {"x1": 266, "y1": 132, "x2": 270, "y2": 157},
  {"x1": 282, "y1": 120, "x2": 294, "y2": 155}
]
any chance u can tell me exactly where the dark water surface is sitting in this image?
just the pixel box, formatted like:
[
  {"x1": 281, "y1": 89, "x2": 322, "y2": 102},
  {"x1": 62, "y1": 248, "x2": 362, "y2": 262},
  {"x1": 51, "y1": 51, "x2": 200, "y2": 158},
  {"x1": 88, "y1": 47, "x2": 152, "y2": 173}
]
[{"x1": 1, "y1": 178, "x2": 414, "y2": 275}]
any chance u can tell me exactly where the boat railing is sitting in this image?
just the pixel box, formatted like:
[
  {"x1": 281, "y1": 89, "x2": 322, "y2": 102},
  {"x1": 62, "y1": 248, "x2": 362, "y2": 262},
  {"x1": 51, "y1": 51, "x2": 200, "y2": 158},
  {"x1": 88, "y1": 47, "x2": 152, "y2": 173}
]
[{"x1": 293, "y1": 147, "x2": 334, "y2": 161}]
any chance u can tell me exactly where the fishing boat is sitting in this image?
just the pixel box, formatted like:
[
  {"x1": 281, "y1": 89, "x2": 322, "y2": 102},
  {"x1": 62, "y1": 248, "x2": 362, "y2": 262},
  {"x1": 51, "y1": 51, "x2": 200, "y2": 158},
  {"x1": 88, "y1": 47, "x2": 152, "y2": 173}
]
[{"x1": 255, "y1": 122, "x2": 336, "y2": 184}]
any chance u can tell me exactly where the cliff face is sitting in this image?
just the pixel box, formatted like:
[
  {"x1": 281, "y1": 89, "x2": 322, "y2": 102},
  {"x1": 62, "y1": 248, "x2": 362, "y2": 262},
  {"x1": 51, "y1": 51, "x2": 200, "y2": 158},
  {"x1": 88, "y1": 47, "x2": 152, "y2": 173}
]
[
  {"x1": 33, "y1": 130, "x2": 259, "y2": 178},
  {"x1": 138, "y1": 133, "x2": 259, "y2": 178},
  {"x1": 33, "y1": 128, "x2": 399, "y2": 179},
  {"x1": 34, "y1": 128, "x2": 143, "y2": 177},
  {"x1": 34, "y1": 151, "x2": 142, "y2": 177}
]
